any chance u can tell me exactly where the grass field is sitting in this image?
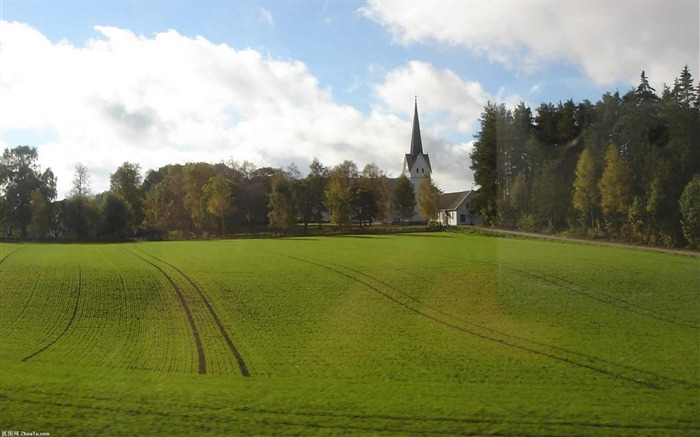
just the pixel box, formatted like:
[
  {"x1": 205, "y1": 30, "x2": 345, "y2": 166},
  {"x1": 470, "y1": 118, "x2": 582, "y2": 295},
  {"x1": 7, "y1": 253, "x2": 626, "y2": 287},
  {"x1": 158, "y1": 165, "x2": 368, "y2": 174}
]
[{"x1": 1, "y1": 232, "x2": 698, "y2": 435}]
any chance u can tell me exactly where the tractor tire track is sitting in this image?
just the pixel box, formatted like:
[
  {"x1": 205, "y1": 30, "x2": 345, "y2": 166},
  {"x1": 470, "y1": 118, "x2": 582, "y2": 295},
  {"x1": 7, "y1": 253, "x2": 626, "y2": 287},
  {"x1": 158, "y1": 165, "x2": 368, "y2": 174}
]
[
  {"x1": 22, "y1": 267, "x2": 82, "y2": 362},
  {"x1": 345, "y1": 262, "x2": 699, "y2": 389},
  {"x1": 0, "y1": 246, "x2": 25, "y2": 265},
  {"x1": 277, "y1": 253, "x2": 672, "y2": 390},
  {"x1": 505, "y1": 266, "x2": 700, "y2": 329},
  {"x1": 133, "y1": 248, "x2": 250, "y2": 377},
  {"x1": 128, "y1": 250, "x2": 206, "y2": 374},
  {"x1": 10, "y1": 392, "x2": 700, "y2": 435}
]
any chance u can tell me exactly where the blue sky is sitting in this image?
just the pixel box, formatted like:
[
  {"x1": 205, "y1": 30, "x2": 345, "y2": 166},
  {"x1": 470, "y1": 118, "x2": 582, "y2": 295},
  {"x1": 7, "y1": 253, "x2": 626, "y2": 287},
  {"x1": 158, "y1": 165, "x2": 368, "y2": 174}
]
[{"x1": 1, "y1": 1, "x2": 698, "y2": 197}]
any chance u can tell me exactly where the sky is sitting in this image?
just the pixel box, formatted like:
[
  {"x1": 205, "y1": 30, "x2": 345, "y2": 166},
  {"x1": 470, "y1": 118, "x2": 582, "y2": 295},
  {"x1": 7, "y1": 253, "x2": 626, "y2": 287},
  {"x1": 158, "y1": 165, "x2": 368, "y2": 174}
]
[{"x1": 1, "y1": 0, "x2": 698, "y2": 198}]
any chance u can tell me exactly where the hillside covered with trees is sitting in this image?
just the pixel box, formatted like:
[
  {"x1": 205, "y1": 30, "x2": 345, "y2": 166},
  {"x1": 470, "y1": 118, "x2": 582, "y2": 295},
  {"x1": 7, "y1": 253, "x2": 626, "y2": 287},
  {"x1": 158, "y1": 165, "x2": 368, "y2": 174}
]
[{"x1": 470, "y1": 66, "x2": 700, "y2": 248}]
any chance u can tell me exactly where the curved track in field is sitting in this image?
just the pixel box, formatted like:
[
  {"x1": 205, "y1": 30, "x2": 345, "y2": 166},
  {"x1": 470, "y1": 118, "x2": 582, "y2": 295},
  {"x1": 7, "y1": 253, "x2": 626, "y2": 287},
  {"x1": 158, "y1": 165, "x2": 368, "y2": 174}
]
[
  {"x1": 128, "y1": 251, "x2": 206, "y2": 374},
  {"x1": 132, "y1": 248, "x2": 249, "y2": 377},
  {"x1": 22, "y1": 268, "x2": 82, "y2": 362},
  {"x1": 9, "y1": 391, "x2": 700, "y2": 436},
  {"x1": 277, "y1": 253, "x2": 697, "y2": 390},
  {"x1": 0, "y1": 246, "x2": 25, "y2": 265},
  {"x1": 369, "y1": 263, "x2": 700, "y2": 390},
  {"x1": 504, "y1": 265, "x2": 700, "y2": 329}
]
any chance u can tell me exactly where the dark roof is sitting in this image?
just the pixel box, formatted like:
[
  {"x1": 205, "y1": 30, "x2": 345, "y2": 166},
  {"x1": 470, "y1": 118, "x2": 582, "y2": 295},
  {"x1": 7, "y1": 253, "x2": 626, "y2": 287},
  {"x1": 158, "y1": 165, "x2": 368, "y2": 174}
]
[
  {"x1": 404, "y1": 153, "x2": 431, "y2": 172},
  {"x1": 439, "y1": 190, "x2": 472, "y2": 211},
  {"x1": 410, "y1": 99, "x2": 423, "y2": 156}
]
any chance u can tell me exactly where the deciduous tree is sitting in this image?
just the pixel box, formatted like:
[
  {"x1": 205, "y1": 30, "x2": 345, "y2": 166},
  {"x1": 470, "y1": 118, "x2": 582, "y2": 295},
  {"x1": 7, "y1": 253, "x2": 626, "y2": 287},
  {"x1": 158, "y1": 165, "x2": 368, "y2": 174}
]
[
  {"x1": 599, "y1": 143, "x2": 632, "y2": 228},
  {"x1": 0, "y1": 146, "x2": 56, "y2": 237},
  {"x1": 680, "y1": 174, "x2": 700, "y2": 248},
  {"x1": 393, "y1": 174, "x2": 416, "y2": 222},
  {"x1": 417, "y1": 174, "x2": 440, "y2": 223},
  {"x1": 268, "y1": 173, "x2": 297, "y2": 229},
  {"x1": 203, "y1": 175, "x2": 234, "y2": 235},
  {"x1": 572, "y1": 147, "x2": 599, "y2": 227}
]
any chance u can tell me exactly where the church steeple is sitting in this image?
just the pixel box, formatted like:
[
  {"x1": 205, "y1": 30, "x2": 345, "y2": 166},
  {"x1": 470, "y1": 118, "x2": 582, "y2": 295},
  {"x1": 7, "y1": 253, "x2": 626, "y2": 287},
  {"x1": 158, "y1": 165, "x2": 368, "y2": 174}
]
[
  {"x1": 403, "y1": 96, "x2": 431, "y2": 180},
  {"x1": 409, "y1": 96, "x2": 423, "y2": 156}
]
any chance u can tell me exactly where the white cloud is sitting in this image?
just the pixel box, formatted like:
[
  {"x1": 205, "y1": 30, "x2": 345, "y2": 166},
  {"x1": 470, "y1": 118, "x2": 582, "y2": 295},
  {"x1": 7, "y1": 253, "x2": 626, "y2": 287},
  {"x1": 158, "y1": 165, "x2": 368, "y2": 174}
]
[
  {"x1": 0, "y1": 21, "x2": 486, "y2": 198},
  {"x1": 374, "y1": 61, "x2": 490, "y2": 133},
  {"x1": 0, "y1": 22, "x2": 427, "y2": 195},
  {"x1": 259, "y1": 7, "x2": 275, "y2": 28},
  {"x1": 373, "y1": 61, "x2": 506, "y2": 191},
  {"x1": 360, "y1": 1, "x2": 699, "y2": 87}
]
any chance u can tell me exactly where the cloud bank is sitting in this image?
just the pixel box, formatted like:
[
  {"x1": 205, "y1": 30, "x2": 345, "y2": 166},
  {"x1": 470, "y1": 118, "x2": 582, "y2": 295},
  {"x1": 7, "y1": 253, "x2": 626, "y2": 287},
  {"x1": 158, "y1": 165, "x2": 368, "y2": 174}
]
[
  {"x1": 1, "y1": 21, "x2": 488, "y2": 197},
  {"x1": 361, "y1": 0, "x2": 699, "y2": 86}
]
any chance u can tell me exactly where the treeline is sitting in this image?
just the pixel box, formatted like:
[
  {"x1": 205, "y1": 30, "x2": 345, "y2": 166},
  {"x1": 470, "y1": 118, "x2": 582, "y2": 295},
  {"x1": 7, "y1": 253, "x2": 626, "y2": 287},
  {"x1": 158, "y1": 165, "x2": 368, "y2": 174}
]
[
  {"x1": 470, "y1": 66, "x2": 700, "y2": 248},
  {"x1": 1, "y1": 149, "x2": 441, "y2": 240}
]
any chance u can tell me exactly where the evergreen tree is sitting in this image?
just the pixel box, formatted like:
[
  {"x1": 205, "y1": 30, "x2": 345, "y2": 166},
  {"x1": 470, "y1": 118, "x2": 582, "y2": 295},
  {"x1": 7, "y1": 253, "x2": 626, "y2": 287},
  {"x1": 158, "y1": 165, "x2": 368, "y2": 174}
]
[
  {"x1": 672, "y1": 65, "x2": 698, "y2": 106},
  {"x1": 469, "y1": 103, "x2": 501, "y2": 224},
  {"x1": 635, "y1": 71, "x2": 658, "y2": 103}
]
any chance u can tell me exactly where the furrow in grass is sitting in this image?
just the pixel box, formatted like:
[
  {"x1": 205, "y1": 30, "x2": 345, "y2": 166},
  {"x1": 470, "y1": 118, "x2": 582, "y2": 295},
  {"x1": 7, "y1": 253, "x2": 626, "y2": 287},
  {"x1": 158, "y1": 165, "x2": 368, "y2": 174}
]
[
  {"x1": 22, "y1": 267, "x2": 82, "y2": 362},
  {"x1": 402, "y1": 260, "x2": 700, "y2": 389},
  {"x1": 9, "y1": 392, "x2": 700, "y2": 435},
  {"x1": 127, "y1": 250, "x2": 206, "y2": 375},
  {"x1": 506, "y1": 266, "x2": 700, "y2": 330},
  {"x1": 0, "y1": 245, "x2": 25, "y2": 265},
  {"x1": 133, "y1": 247, "x2": 250, "y2": 377},
  {"x1": 350, "y1": 262, "x2": 700, "y2": 389},
  {"x1": 276, "y1": 252, "x2": 670, "y2": 390},
  {"x1": 0, "y1": 263, "x2": 44, "y2": 338}
]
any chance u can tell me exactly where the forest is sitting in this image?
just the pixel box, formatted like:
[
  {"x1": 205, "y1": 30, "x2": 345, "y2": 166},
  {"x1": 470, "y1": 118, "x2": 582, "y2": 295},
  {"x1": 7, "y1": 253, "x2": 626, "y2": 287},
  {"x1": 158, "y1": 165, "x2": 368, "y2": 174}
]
[
  {"x1": 1, "y1": 66, "x2": 698, "y2": 248},
  {"x1": 470, "y1": 66, "x2": 700, "y2": 248},
  {"x1": 0, "y1": 148, "x2": 433, "y2": 240}
]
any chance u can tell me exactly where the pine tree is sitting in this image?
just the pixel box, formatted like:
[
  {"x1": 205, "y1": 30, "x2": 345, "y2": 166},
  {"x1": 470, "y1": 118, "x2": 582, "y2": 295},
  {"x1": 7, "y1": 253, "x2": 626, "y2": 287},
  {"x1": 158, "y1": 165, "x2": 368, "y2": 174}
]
[
  {"x1": 469, "y1": 103, "x2": 501, "y2": 224},
  {"x1": 673, "y1": 65, "x2": 698, "y2": 106},
  {"x1": 635, "y1": 70, "x2": 657, "y2": 103}
]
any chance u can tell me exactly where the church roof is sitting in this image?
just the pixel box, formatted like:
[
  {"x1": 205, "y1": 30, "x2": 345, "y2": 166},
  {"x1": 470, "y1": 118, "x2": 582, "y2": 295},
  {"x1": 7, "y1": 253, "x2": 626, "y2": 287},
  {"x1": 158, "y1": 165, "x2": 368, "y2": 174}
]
[
  {"x1": 404, "y1": 153, "x2": 431, "y2": 172},
  {"x1": 410, "y1": 99, "x2": 423, "y2": 156},
  {"x1": 404, "y1": 98, "x2": 432, "y2": 172},
  {"x1": 439, "y1": 190, "x2": 473, "y2": 211}
]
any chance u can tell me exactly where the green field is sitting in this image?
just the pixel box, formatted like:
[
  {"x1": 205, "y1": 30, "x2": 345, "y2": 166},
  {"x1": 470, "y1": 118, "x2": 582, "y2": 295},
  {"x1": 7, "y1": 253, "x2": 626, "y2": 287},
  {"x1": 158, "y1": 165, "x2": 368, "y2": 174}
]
[{"x1": 1, "y1": 232, "x2": 698, "y2": 435}]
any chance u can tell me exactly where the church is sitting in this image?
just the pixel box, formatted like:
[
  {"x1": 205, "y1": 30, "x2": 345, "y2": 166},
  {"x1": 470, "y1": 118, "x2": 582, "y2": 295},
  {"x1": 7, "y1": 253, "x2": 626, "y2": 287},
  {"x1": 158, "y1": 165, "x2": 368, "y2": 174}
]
[{"x1": 402, "y1": 99, "x2": 481, "y2": 226}]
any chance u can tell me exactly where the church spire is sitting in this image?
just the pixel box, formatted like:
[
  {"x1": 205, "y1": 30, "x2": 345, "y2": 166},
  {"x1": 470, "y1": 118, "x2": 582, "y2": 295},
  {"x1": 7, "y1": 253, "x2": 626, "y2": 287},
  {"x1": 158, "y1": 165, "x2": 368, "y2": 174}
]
[{"x1": 410, "y1": 96, "x2": 423, "y2": 156}]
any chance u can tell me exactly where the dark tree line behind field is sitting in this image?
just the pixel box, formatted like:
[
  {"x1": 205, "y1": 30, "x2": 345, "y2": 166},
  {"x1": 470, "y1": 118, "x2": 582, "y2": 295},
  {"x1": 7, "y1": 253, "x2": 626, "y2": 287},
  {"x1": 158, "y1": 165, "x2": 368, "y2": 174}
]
[
  {"x1": 0, "y1": 147, "x2": 436, "y2": 240},
  {"x1": 470, "y1": 66, "x2": 700, "y2": 248}
]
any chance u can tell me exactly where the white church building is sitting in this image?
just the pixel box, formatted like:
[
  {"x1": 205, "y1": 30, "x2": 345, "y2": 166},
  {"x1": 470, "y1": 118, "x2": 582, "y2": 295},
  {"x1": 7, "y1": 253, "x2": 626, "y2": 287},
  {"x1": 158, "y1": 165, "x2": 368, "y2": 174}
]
[{"x1": 401, "y1": 99, "x2": 481, "y2": 226}]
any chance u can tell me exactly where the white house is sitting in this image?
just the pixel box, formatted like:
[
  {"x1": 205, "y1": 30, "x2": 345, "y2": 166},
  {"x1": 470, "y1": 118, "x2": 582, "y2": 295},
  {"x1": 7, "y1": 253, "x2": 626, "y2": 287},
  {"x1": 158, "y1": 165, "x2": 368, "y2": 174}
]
[{"x1": 438, "y1": 190, "x2": 481, "y2": 226}]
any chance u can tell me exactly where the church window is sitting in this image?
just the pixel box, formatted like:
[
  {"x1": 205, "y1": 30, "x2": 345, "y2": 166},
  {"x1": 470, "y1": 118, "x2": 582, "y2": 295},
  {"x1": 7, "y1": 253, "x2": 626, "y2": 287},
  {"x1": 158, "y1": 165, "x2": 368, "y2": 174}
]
[
  {"x1": 421, "y1": 168, "x2": 424, "y2": 173},
  {"x1": 460, "y1": 214, "x2": 466, "y2": 223},
  {"x1": 416, "y1": 168, "x2": 419, "y2": 173}
]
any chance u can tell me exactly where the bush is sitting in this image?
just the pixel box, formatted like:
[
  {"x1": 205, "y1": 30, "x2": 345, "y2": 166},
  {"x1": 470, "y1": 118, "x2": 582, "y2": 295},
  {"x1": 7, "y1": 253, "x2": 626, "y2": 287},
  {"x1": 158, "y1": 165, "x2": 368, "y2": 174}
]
[
  {"x1": 516, "y1": 213, "x2": 537, "y2": 232},
  {"x1": 680, "y1": 174, "x2": 700, "y2": 248}
]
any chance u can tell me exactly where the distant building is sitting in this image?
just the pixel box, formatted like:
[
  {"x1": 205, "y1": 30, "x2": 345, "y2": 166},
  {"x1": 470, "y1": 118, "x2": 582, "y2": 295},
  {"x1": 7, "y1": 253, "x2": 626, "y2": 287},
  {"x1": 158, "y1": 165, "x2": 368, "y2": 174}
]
[
  {"x1": 438, "y1": 190, "x2": 481, "y2": 226},
  {"x1": 400, "y1": 98, "x2": 481, "y2": 225},
  {"x1": 402, "y1": 99, "x2": 432, "y2": 188}
]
